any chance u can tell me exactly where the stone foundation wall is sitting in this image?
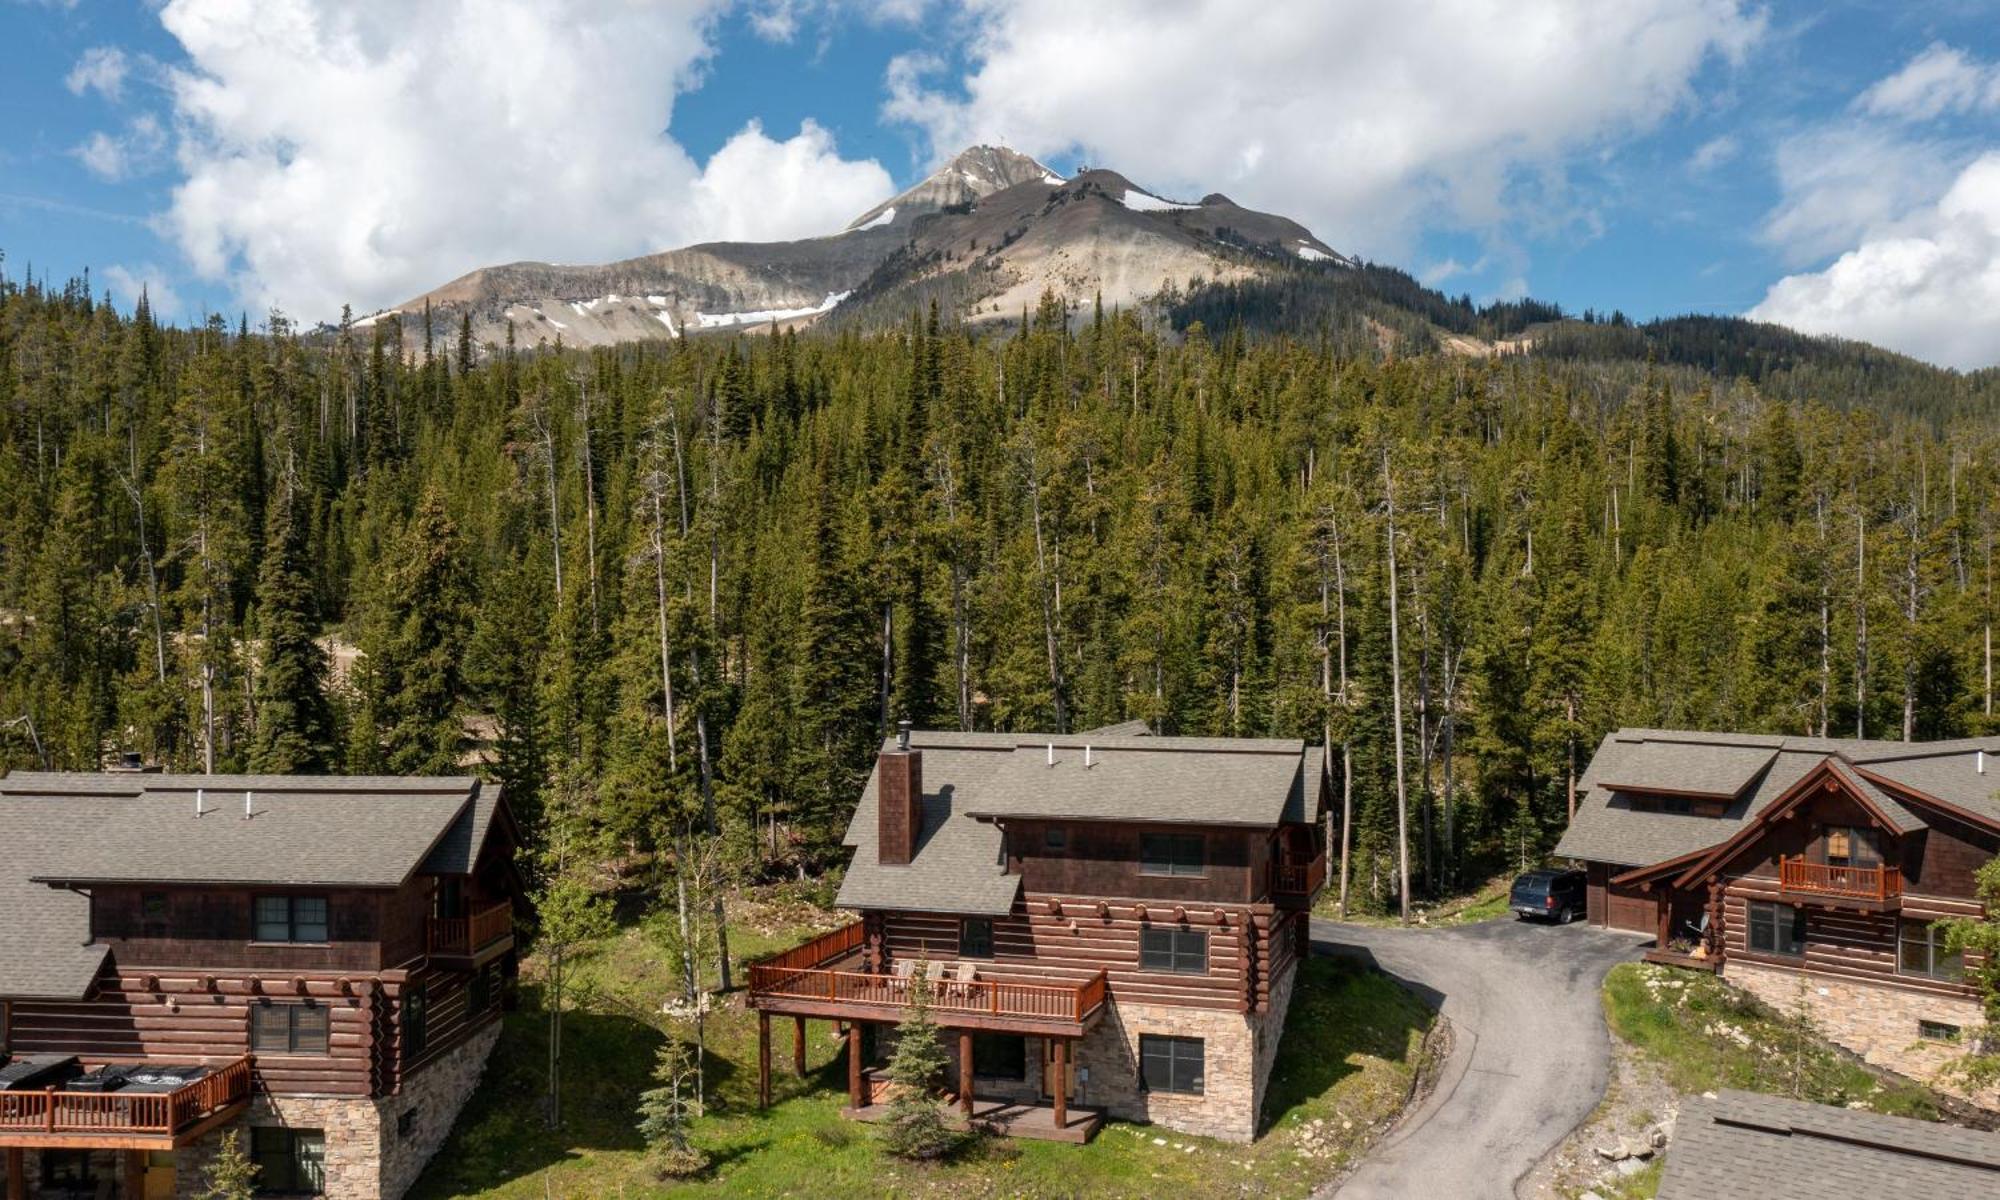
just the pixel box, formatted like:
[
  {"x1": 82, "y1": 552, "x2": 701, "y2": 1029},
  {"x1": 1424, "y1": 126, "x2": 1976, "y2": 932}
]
[
  {"x1": 1724, "y1": 960, "x2": 1997, "y2": 1107},
  {"x1": 170, "y1": 1017, "x2": 502, "y2": 1200}
]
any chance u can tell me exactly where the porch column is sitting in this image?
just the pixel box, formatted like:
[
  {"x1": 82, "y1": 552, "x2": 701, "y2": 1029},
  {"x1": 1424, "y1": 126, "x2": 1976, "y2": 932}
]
[
  {"x1": 847, "y1": 1021, "x2": 866, "y2": 1108},
  {"x1": 757, "y1": 1011, "x2": 772, "y2": 1109},
  {"x1": 1656, "y1": 893, "x2": 1670, "y2": 949},
  {"x1": 959, "y1": 1031, "x2": 975, "y2": 1117},
  {"x1": 123, "y1": 1149, "x2": 145, "y2": 1199},
  {"x1": 6, "y1": 1147, "x2": 24, "y2": 1200},
  {"x1": 793, "y1": 1015, "x2": 807, "y2": 1077},
  {"x1": 1051, "y1": 1039, "x2": 1068, "y2": 1129}
]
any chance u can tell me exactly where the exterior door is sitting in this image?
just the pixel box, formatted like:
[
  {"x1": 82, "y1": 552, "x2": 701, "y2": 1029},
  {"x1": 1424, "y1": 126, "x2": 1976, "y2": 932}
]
[
  {"x1": 1604, "y1": 882, "x2": 1655, "y2": 933},
  {"x1": 1038, "y1": 1038, "x2": 1072, "y2": 1101}
]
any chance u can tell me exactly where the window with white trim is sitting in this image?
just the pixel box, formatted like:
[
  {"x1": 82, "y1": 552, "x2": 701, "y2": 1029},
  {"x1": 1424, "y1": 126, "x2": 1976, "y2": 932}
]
[{"x1": 1898, "y1": 920, "x2": 1963, "y2": 982}]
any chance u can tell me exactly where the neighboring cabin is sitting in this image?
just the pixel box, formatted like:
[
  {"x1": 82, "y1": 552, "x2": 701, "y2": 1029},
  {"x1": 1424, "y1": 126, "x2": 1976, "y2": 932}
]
[
  {"x1": 747, "y1": 723, "x2": 1328, "y2": 1143},
  {"x1": 1556, "y1": 729, "x2": 2000, "y2": 1101},
  {"x1": 0, "y1": 770, "x2": 522, "y2": 1200},
  {"x1": 1659, "y1": 1090, "x2": 2000, "y2": 1199}
]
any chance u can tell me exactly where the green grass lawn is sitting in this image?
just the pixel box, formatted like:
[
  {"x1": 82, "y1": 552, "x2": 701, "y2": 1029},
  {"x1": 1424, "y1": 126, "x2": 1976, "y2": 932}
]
[
  {"x1": 1314, "y1": 873, "x2": 1515, "y2": 928},
  {"x1": 412, "y1": 894, "x2": 1435, "y2": 1199},
  {"x1": 1602, "y1": 962, "x2": 1942, "y2": 1120}
]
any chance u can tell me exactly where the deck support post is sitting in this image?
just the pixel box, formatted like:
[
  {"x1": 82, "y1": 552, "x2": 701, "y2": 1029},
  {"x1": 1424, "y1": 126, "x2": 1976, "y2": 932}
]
[
  {"x1": 1656, "y1": 893, "x2": 1671, "y2": 950},
  {"x1": 124, "y1": 1149, "x2": 145, "y2": 1199},
  {"x1": 959, "y1": 1031, "x2": 975, "y2": 1117},
  {"x1": 6, "y1": 1148, "x2": 24, "y2": 1200},
  {"x1": 847, "y1": 1022, "x2": 865, "y2": 1108},
  {"x1": 793, "y1": 1015, "x2": 807, "y2": 1076},
  {"x1": 758, "y1": 1011, "x2": 772, "y2": 1109},
  {"x1": 1052, "y1": 1039, "x2": 1068, "y2": 1129}
]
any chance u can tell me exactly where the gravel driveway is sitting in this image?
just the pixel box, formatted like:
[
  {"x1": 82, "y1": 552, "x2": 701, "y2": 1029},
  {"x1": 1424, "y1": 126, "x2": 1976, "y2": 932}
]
[{"x1": 1313, "y1": 915, "x2": 1645, "y2": 1199}]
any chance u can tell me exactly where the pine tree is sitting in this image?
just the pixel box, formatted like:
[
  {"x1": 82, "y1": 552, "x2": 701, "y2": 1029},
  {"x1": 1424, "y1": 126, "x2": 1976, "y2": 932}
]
[
  {"x1": 636, "y1": 1038, "x2": 709, "y2": 1178},
  {"x1": 353, "y1": 489, "x2": 472, "y2": 774},
  {"x1": 194, "y1": 1129, "x2": 260, "y2": 1200},
  {"x1": 879, "y1": 965, "x2": 960, "y2": 1160},
  {"x1": 248, "y1": 477, "x2": 336, "y2": 772}
]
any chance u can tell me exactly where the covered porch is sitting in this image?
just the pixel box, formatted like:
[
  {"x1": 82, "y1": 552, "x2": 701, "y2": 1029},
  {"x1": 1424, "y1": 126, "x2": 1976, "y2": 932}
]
[{"x1": 747, "y1": 924, "x2": 1108, "y2": 1143}]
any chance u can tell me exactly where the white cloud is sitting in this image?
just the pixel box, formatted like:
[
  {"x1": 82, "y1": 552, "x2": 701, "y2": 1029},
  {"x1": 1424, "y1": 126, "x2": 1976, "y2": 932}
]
[
  {"x1": 101, "y1": 262, "x2": 184, "y2": 319},
  {"x1": 1857, "y1": 42, "x2": 2000, "y2": 121},
  {"x1": 152, "y1": 0, "x2": 893, "y2": 321},
  {"x1": 1759, "y1": 124, "x2": 1957, "y2": 266},
  {"x1": 1688, "y1": 134, "x2": 1738, "y2": 173},
  {"x1": 65, "y1": 46, "x2": 129, "y2": 100},
  {"x1": 74, "y1": 114, "x2": 167, "y2": 181},
  {"x1": 883, "y1": 0, "x2": 1762, "y2": 258},
  {"x1": 1751, "y1": 153, "x2": 2000, "y2": 370}
]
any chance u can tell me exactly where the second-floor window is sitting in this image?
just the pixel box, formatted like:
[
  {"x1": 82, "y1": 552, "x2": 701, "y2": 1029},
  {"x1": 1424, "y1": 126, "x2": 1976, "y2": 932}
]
[
  {"x1": 255, "y1": 895, "x2": 329, "y2": 944},
  {"x1": 1140, "y1": 927, "x2": 1208, "y2": 973},
  {"x1": 1045, "y1": 827, "x2": 1068, "y2": 853},
  {"x1": 141, "y1": 892, "x2": 170, "y2": 939},
  {"x1": 959, "y1": 918, "x2": 994, "y2": 958},
  {"x1": 1899, "y1": 920, "x2": 1963, "y2": 981},
  {"x1": 252, "y1": 1003, "x2": 330, "y2": 1055},
  {"x1": 1139, "y1": 833, "x2": 1205, "y2": 877},
  {"x1": 1824, "y1": 826, "x2": 1880, "y2": 868}
]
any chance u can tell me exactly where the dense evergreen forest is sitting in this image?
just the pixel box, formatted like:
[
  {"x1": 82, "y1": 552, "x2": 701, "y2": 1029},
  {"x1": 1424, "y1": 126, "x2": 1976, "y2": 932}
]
[{"x1": 6, "y1": 267, "x2": 2000, "y2": 912}]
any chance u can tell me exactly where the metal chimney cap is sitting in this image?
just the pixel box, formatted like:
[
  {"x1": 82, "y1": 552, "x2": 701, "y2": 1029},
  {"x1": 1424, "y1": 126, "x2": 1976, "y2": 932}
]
[{"x1": 896, "y1": 719, "x2": 913, "y2": 752}]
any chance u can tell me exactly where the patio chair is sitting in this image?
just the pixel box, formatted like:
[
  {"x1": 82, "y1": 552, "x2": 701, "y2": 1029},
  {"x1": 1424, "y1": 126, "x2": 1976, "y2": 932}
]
[{"x1": 949, "y1": 960, "x2": 978, "y2": 1003}]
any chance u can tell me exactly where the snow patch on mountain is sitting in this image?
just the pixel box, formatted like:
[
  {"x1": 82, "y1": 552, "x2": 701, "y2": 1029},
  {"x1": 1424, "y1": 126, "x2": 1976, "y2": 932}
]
[
  {"x1": 694, "y1": 291, "x2": 851, "y2": 330},
  {"x1": 1120, "y1": 189, "x2": 1197, "y2": 212}
]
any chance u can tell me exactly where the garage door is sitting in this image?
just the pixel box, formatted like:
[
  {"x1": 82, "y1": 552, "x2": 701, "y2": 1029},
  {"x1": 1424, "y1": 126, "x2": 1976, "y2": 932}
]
[{"x1": 1604, "y1": 884, "x2": 1655, "y2": 933}]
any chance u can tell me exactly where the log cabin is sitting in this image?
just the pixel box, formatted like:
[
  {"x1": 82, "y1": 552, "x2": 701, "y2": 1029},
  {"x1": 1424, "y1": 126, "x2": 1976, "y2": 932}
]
[
  {"x1": 0, "y1": 770, "x2": 522, "y2": 1200},
  {"x1": 1555, "y1": 729, "x2": 1999, "y2": 1102},
  {"x1": 747, "y1": 723, "x2": 1329, "y2": 1143}
]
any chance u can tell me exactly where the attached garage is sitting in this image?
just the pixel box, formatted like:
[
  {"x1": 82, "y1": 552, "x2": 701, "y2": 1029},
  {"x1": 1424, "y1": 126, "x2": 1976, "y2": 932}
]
[{"x1": 1586, "y1": 864, "x2": 1657, "y2": 932}]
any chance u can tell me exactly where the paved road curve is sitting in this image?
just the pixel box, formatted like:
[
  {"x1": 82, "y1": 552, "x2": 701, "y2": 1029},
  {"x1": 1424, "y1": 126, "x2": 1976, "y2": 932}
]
[{"x1": 1314, "y1": 916, "x2": 1645, "y2": 1200}]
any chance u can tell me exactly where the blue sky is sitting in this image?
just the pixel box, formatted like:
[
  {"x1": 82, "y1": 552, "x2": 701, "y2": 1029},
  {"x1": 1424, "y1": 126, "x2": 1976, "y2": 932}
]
[{"x1": 3, "y1": 1, "x2": 1998, "y2": 368}]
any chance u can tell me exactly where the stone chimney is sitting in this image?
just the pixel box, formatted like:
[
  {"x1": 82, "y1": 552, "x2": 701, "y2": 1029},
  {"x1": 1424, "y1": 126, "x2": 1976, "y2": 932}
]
[{"x1": 878, "y1": 720, "x2": 924, "y2": 865}]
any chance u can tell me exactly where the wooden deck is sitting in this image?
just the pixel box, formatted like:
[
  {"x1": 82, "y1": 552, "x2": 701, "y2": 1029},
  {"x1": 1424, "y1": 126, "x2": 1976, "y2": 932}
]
[
  {"x1": 0, "y1": 1057, "x2": 253, "y2": 1150},
  {"x1": 841, "y1": 1096, "x2": 1105, "y2": 1144}
]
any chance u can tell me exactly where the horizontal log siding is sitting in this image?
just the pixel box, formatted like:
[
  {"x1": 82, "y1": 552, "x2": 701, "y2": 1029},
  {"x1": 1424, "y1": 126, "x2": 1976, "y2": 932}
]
[
  {"x1": 88, "y1": 884, "x2": 387, "y2": 973},
  {"x1": 1721, "y1": 878, "x2": 1981, "y2": 998},
  {"x1": 880, "y1": 896, "x2": 1280, "y2": 1012}
]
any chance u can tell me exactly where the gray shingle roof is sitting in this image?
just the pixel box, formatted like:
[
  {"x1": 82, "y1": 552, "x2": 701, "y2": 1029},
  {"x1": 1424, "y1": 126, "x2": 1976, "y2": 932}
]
[
  {"x1": 836, "y1": 731, "x2": 1321, "y2": 916},
  {"x1": 1596, "y1": 740, "x2": 1777, "y2": 798},
  {"x1": 1658, "y1": 1090, "x2": 2000, "y2": 1200},
  {"x1": 0, "y1": 771, "x2": 487, "y2": 1000},
  {"x1": 420, "y1": 787, "x2": 506, "y2": 875},
  {"x1": 1554, "y1": 729, "x2": 2000, "y2": 870}
]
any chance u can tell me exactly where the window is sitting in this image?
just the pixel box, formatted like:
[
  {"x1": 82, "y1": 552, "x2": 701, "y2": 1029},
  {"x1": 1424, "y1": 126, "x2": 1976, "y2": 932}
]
[
  {"x1": 1899, "y1": 920, "x2": 1964, "y2": 982},
  {"x1": 252, "y1": 1127, "x2": 326, "y2": 1195},
  {"x1": 1824, "y1": 826, "x2": 1880, "y2": 868},
  {"x1": 1045, "y1": 827, "x2": 1068, "y2": 853},
  {"x1": 959, "y1": 918, "x2": 994, "y2": 959},
  {"x1": 141, "y1": 891, "x2": 170, "y2": 938},
  {"x1": 971, "y1": 1033, "x2": 1026, "y2": 1081},
  {"x1": 1139, "y1": 1034, "x2": 1204, "y2": 1095},
  {"x1": 1139, "y1": 927, "x2": 1209, "y2": 974},
  {"x1": 1139, "y1": 833, "x2": 1205, "y2": 877},
  {"x1": 252, "y1": 1003, "x2": 330, "y2": 1055},
  {"x1": 40, "y1": 1151, "x2": 94, "y2": 1190},
  {"x1": 397, "y1": 1107, "x2": 420, "y2": 1139},
  {"x1": 1919, "y1": 1020, "x2": 1963, "y2": 1042},
  {"x1": 255, "y1": 896, "x2": 329, "y2": 944},
  {"x1": 404, "y1": 983, "x2": 428, "y2": 1062},
  {"x1": 1747, "y1": 901, "x2": 1806, "y2": 957},
  {"x1": 1659, "y1": 795, "x2": 1693, "y2": 815}
]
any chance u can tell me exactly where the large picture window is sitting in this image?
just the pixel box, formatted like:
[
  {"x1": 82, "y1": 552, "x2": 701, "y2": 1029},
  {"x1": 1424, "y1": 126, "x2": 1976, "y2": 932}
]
[
  {"x1": 252, "y1": 1003, "x2": 330, "y2": 1055},
  {"x1": 1746, "y1": 901, "x2": 1806, "y2": 957},
  {"x1": 1139, "y1": 833, "x2": 1205, "y2": 877},
  {"x1": 251, "y1": 1127, "x2": 326, "y2": 1195},
  {"x1": 1139, "y1": 927, "x2": 1209, "y2": 974},
  {"x1": 1139, "y1": 1034, "x2": 1204, "y2": 1095},
  {"x1": 1899, "y1": 920, "x2": 1963, "y2": 981},
  {"x1": 254, "y1": 896, "x2": 329, "y2": 944}
]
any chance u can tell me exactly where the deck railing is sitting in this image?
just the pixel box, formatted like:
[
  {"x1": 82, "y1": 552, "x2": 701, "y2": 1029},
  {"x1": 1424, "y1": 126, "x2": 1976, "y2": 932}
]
[
  {"x1": 750, "y1": 959, "x2": 1109, "y2": 1024},
  {"x1": 0, "y1": 1056, "x2": 252, "y2": 1139},
  {"x1": 1276, "y1": 856, "x2": 1329, "y2": 896},
  {"x1": 429, "y1": 900, "x2": 515, "y2": 957},
  {"x1": 754, "y1": 921, "x2": 867, "y2": 974},
  {"x1": 1779, "y1": 856, "x2": 1903, "y2": 902}
]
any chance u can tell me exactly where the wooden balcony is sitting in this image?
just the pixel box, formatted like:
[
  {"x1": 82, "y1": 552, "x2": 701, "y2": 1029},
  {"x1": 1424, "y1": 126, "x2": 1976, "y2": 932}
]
[
  {"x1": 429, "y1": 900, "x2": 515, "y2": 967},
  {"x1": 1275, "y1": 856, "x2": 1329, "y2": 900},
  {"x1": 747, "y1": 924, "x2": 1110, "y2": 1036},
  {"x1": 1779, "y1": 856, "x2": 1903, "y2": 906},
  {"x1": 0, "y1": 1057, "x2": 252, "y2": 1150}
]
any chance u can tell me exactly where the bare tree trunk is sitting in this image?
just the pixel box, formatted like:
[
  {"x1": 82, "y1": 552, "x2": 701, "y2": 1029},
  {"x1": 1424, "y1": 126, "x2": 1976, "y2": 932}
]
[
  {"x1": 1332, "y1": 513, "x2": 1354, "y2": 921},
  {"x1": 651, "y1": 491, "x2": 678, "y2": 773},
  {"x1": 1383, "y1": 447, "x2": 1412, "y2": 924},
  {"x1": 538, "y1": 408, "x2": 563, "y2": 603},
  {"x1": 687, "y1": 638, "x2": 733, "y2": 991},
  {"x1": 879, "y1": 603, "x2": 894, "y2": 737},
  {"x1": 1856, "y1": 508, "x2": 1867, "y2": 740},
  {"x1": 1026, "y1": 444, "x2": 1067, "y2": 731},
  {"x1": 579, "y1": 384, "x2": 600, "y2": 630}
]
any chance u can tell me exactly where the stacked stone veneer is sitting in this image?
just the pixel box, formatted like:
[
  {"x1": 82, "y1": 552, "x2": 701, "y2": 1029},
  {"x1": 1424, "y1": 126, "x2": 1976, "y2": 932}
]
[
  {"x1": 170, "y1": 1020, "x2": 501, "y2": 1200},
  {"x1": 931, "y1": 963, "x2": 1299, "y2": 1143},
  {"x1": 1725, "y1": 961, "x2": 1997, "y2": 1107}
]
